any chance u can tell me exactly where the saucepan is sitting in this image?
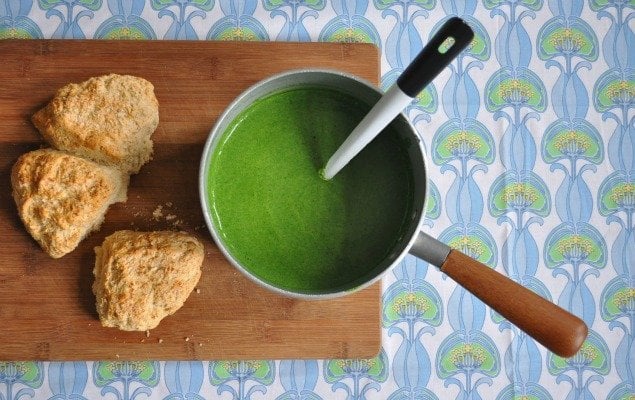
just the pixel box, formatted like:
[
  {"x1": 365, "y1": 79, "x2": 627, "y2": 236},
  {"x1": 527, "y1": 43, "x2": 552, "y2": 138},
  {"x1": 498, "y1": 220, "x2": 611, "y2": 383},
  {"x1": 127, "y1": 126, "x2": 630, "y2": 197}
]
[{"x1": 199, "y1": 21, "x2": 587, "y2": 358}]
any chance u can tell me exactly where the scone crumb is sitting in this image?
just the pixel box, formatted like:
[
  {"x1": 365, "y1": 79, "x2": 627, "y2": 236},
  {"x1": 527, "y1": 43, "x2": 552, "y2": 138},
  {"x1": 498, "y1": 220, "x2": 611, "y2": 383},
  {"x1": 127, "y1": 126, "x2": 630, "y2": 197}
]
[
  {"x1": 152, "y1": 205, "x2": 163, "y2": 220},
  {"x1": 185, "y1": 336, "x2": 190, "y2": 342},
  {"x1": 150, "y1": 202, "x2": 185, "y2": 229},
  {"x1": 199, "y1": 343, "x2": 203, "y2": 347},
  {"x1": 115, "y1": 354, "x2": 120, "y2": 359},
  {"x1": 145, "y1": 330, "x2": 150, "y2": 338},
  {"x1": 158, "y1": 338, "x2": 163, "y2": 343},
  {"x1": 195, "y1": 288, "x2": 201, "y2": 294}
]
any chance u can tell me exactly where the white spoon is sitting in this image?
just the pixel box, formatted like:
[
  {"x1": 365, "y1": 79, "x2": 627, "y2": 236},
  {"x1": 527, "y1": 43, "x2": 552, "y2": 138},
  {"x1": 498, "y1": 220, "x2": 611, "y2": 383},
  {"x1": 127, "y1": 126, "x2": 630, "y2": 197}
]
[{"x1": 322, "y1": 17, "x2": 475, "y2": 180}]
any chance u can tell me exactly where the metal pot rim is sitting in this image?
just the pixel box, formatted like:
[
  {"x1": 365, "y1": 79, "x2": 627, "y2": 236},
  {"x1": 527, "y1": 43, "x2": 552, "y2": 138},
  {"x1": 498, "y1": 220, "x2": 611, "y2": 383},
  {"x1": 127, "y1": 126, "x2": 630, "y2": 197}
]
[{"x1": 199, "y1": 68, "x2": 429, "y2": 299}]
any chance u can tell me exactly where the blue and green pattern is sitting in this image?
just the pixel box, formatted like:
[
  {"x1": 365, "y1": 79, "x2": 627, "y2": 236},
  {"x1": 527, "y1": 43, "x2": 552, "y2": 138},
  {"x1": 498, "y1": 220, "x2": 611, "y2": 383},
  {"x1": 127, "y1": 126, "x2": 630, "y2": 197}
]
[
  {"x1": 95, "y1": 0, "x2": 156, "y2": 39},
  {"x1": 38, "y1": 0, "x2": 100, "y2": 38},
  {"x1": 207, "y1": 0, "x2": 268, "y2": 40},
  {"x1": 592, "y1": 1, "x2": 635, "y2": 399},
  {"x1": 93, "y1": 361, "x2": 160, "y2": 400},
  {"x1": 1, "y1": 1, "x2": 631, "y2": 398},
  {"x1": 324, "y1": 350, "x2": 388, "y2": 399},
  {"x1": 0, "y1": 362, "x2": 43, "y2": 400},
  {"x1": 209, "y1": 360, "x2": 275, "y2": 399},
  {"x1": 318, "y1": 0, "x2": 380, "y2": 46},
  {"x1": 0, "y1": 0, "x2": 41, "y2": 38},
  {"x1": 152, "y1": 0, "x2": 214, "y2": 39}
]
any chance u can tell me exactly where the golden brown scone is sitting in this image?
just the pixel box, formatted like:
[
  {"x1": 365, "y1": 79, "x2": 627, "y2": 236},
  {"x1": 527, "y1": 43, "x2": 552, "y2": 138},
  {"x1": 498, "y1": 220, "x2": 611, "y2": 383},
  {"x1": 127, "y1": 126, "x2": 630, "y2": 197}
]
[
  {"x1": 11, "y1": 149, "x2": 129, "y2": 258},
  {"x1": 32, "y1": 74, "x2": 159, "y2": 174},
  {"x1": 93, "y1": 230, "x2": 204, "y2": 331}
]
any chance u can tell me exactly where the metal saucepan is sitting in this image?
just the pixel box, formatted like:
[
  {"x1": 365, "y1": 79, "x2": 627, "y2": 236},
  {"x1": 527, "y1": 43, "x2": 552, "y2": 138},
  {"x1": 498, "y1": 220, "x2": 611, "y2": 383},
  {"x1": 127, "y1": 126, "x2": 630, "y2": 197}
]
[{"x1": 199, "y1": 69, "x2": 587, "y2": 358}]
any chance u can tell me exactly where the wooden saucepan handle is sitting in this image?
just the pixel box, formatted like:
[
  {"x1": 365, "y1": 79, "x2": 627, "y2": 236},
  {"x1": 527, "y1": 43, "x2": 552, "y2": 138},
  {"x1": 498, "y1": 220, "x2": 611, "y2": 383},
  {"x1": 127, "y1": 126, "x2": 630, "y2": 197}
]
[{"x1": 441, "y1": 250, "x2": 588, "y2": 358}]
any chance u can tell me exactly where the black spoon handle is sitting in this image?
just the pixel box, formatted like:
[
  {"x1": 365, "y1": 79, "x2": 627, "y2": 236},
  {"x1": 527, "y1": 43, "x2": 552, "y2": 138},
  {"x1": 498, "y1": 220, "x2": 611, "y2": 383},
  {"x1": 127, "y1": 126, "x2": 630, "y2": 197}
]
[{"x1": 397, "y1": 17, "x2": 474, "y2": 98}]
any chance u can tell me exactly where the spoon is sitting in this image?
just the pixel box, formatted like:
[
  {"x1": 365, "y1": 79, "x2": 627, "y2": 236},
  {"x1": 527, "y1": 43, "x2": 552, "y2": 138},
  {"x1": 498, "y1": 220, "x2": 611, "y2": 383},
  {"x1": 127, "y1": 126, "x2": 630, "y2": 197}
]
[{"x1": 322, "y1": 17, "x2": 475, "y2": 180}]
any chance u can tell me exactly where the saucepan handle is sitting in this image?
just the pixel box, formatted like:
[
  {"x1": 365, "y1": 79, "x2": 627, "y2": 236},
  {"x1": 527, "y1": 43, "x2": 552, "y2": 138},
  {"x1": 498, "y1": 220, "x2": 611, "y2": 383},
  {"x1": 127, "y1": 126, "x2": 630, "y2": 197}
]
[{"x1": 409, "y1": 231, "x2": 588, "y2": 358}]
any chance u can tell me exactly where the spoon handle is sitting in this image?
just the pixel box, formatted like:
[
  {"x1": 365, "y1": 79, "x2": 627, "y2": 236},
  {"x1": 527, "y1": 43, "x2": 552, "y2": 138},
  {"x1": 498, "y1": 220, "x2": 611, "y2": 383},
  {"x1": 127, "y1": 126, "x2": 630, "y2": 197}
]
[
  {"x1": 321, "y1": 84, "x2": 413, "y2": 180},
  {"x1": 323, "y1": 17, "x2": 474, "y2": 180},
  {"x1": 397, "y1": 16, "x2": 474, "y2": 97}
]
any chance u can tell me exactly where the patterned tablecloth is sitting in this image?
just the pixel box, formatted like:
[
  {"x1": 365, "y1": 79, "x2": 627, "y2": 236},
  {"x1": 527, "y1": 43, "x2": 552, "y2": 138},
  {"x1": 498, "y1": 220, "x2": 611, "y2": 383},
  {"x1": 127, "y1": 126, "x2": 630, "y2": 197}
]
[{"x1": 1, "y1": 0, "x2": 633, "y2": 399}]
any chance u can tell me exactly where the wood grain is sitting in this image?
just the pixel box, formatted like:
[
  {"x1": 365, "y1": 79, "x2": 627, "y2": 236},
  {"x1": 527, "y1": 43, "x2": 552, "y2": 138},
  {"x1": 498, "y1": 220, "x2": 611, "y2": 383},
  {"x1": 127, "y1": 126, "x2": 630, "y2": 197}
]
[
  {"x1": 0, "y1": 40, "x2": 381, "y2": 360},
  {"x1": 441, "y1": 250, "x2": 588, "y2": 358}
]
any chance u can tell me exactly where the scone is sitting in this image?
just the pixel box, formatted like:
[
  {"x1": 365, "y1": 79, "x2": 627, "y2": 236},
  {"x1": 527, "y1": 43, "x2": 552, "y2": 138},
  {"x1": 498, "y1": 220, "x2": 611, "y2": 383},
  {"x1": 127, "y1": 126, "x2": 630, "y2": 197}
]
[
  {"x1": 93, "y1": 230, "x2": 204, "y2": 331},
  {"x1": 32, "y1": 74, "x2": 159, "y2": 174},
  {"x1": 11, "y1": 149, "x2": 129, "y2": 258}
]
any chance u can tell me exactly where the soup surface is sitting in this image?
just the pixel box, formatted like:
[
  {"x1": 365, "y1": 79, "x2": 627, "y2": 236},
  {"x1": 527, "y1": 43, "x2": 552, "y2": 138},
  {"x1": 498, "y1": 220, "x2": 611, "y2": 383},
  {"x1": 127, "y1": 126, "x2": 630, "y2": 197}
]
[{"x1": 207, "y1": 87, "x2": 414, "y2": 292}]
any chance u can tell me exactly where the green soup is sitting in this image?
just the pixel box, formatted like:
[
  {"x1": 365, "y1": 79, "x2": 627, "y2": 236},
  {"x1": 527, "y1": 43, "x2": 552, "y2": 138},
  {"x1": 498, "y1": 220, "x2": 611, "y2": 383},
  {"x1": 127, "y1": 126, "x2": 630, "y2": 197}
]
[{"x1": 207, "y1": 87, "x2": 414, "y2": 293}]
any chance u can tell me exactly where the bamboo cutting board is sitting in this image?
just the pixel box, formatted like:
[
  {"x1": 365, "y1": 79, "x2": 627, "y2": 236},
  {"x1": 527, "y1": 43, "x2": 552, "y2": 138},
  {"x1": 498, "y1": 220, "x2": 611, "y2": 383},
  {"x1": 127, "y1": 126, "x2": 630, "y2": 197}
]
[{"x1": 0, "y1": 40, "x2": 381, "y2": 360}]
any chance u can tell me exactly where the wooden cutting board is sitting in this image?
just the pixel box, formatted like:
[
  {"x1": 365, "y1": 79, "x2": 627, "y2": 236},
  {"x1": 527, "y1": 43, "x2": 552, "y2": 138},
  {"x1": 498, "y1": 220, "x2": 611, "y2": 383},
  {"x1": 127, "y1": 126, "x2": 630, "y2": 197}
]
[{"x1": 0, "y1": 40, "x2": 381, "y2": 360}]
